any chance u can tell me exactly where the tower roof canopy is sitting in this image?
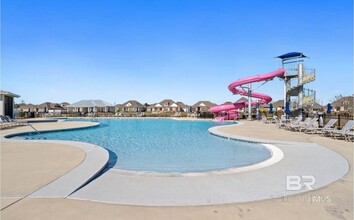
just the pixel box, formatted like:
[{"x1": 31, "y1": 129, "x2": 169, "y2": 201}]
[{"x1": 276, "y1": 52, "x2": 307, "y2": 60}]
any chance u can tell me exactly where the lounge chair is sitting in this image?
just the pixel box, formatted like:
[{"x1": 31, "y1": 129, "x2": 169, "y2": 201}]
[
  {"x1": 188, "y1": 113, "x2": 197, "y2": 118},
  {"x1": 344, "y1": 131, "x2": 354, "y2": 142},
  {"x1": 172, "y1": 112, "x2": 180, "y2": 117},
  {"x1": 305, "y1": 119, "x2": 337, "y2": 134},
  {"x1": 7, "y1": 116, "x2": 28, "y2": 126},
  {"x1": 331, "y1": 120, "x2": 354, "y2": 140},
  {"x1": 261, "y1": 114, "x2": 268, "y2": 124},
  {"x1": 0, "y1": 116, "x2": 12, "y2": 129},
  {"x1": 285, "y1": 117, "x2": 306, "y2": 130},
  {"x1": 270, "y1": 116, "x2": 278, "y2": 124},
  {"x1": 137, "y1": 112, "x2": 145, "y2": 117},
  {"x1": 0, "y1": 115, "x2": 26, "y2": 128},
  {"x1": 276, "y1": 115, "x2": 287, "y2": 128},
  {"x1": 298, "y1": 118, "x2": 319, "y2": 132}
]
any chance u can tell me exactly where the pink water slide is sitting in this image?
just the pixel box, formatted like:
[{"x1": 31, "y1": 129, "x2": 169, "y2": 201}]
[{"x1": 210, "y1": 68, "x2": 286, "y2": 119}]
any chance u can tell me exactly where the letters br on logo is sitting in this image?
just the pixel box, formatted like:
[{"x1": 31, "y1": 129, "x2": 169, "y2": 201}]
[{"x1": 286, "y1": 175, "x2": 316, "y2": 191}]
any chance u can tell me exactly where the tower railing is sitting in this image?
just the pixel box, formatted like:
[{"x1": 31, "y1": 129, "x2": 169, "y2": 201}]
[
  {"x1": 302, "y1": 88, "x2": 316, "y2": 106},
  {"x1": 286, "y1": 67, "x2": 316, "y2": 92},
  {"x1": 302, "y1": 68, "x2": 316, "y2": 84}
]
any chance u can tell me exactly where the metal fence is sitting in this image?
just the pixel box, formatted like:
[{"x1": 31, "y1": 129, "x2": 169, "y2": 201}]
[{"x1": 323, "y1": 114, "x2": 354, "y2": 129}]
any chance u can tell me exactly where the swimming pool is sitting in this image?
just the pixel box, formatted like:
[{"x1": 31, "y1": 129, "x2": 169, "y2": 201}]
[{"x1": 12, "y1": 119, "x2": 272, "y2": 173}]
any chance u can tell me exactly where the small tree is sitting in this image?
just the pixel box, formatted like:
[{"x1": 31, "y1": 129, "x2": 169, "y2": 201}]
[{"x1": 19, "y1": 109, "x2": 24, "y2": 118}]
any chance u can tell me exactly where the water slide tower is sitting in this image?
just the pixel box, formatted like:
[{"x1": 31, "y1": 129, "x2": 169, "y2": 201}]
[{"x1": 276, "y1": 52, "x2": 316, "y2": 116}]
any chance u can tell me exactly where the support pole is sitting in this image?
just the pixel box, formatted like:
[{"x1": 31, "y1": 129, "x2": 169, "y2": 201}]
[
  {"x1": 298, "y1": 63, "x2": 304, "y2": 117},
  {"x1": 248, "y1": 83, "x2": 252, "y2": 121}
]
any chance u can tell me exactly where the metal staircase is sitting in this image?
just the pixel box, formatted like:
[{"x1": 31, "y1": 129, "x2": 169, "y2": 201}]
[
  {"x1": 276, "y1": 52, "x2": 316, "y2": 117},
  {"x1": 286, "y1": 67, "x2": 316, "y2": 93}
]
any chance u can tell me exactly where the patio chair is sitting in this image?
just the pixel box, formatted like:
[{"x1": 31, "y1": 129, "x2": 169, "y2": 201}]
[
  {"x1": 172, "y1": 112, "x2": 179, "y2": 117},
  {"x1": 261, "y1": 114, "x2": 268, "y2": 124},
  {"x1": 188, "y1": 113, "x2": 197, "y2": 118},
  {"x1": 331, "y1": 120, "x2": 354, "y2": 140},
  {"x1": 344, "y1": 131, "x2": 354, "y2": 142},
  {"x1": 305, "y1": 119, "x2": 337, "y2": 134},
  {"x1": 298, "y1": 118, "x2": 319, "y2": 132},
  {"x1": 0, "y1": 116, "x2": 13, "y2": 129},
  {"x1": 344, "y1": 131, "x2": 354, "y2": 141},
  {"x1": 271, "y1": 116, "x2": 278, "y2": 124},
  {"x1": 1, "y1": 115, "x2": 27, "y2": 128},
  {"x1": 286, "y1": 117, "x2": 307, "y2": 130},
  {"x1": 277, "y1": 115, "x2": 287, "y2": 128}
]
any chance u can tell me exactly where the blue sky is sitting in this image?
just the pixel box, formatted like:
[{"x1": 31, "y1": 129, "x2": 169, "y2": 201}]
[{"x1": 2, "y1": 0, "x2": 353, "y2": 105}]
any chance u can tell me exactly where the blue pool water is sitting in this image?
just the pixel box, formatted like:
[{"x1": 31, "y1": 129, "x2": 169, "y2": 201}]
[{"x1": 12, "y1": 119, "x2": 271, "y2": 173}]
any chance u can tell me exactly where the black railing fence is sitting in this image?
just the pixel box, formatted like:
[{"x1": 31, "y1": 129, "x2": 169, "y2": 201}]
[{"x1": 323, "y1": 114, "x2": 354, "y2": 129}]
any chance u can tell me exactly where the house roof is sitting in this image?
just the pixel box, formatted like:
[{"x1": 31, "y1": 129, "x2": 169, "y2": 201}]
[
  {"x1": 37, "y1": 102, "x2": 65, "y2": 110},
  {"x1": 121, "y1": 100, "x2": 144, "y2": 108},
  {"x1": 14, "y1": 103, "x2": 26, "y2": 108},
  {"x1": 192, "y1": 101, "x2": 216, "y2": 108},
  {"x1": 67, "y1": 100, "x2": 114, "y2": 108},
  {"x1": 235, "y1": 97, "x2": 248, "y2": 103},
  {"x1": 37, "y1": 102, "x2": 52, "y2": 109},
  {"x1": 0, "y1": 90, "x2": 20, "y2": 98},
  {"x1": 331, "y1": 96, "x2": 354, "y2": 108},
  {"x1": 159, "y1": 99, "x2": 175, "y2": 106},
  {"x1": 176, "y1": 102, "x2": 188, "y2": 109},
  {"x1": 272, "y1": 99, "x2": 284, "y2": 108},
  {"x1": 309, "y1": 102, "x2": 323, "y2": 110},
  {"x1": 147, "y1": 103, "x2": 157, "y2": 109},
  {"x1": 18, "y1": 104, "x2": 37, "y2": 110}
]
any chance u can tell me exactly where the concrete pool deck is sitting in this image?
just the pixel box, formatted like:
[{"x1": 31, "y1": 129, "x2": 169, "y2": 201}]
[
  {"x1": 1, "y1": 119, "x2": 353, "y2": 219},
  {"x1": 1, "y1": 121, "x2": 108, "y2": 206}
]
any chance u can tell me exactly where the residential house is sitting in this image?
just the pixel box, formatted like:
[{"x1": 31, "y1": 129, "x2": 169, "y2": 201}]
[
  {"x1": 308, "y1": 102, "x2": 324, "y2": 112},
  {"x1": 115, "y1": 104, "x2": 124, "y2": 112},
  {"x1": 192, "y1": 101, "x2": 216, "y2": 112},
  {"x1": 147, "y1": 99, "x2": 178, "y2": 112},
  {"x1": 115, "y1": 100, "x2": 145, "y2": 112},
  {"x1": 18, "y1": 104, "x2": 38, "y2": 113},
  {"x1": 331, "y1": 96, "x2": 354, "y2": 113},
  {"x1": 14, "y1": 103, "x2": 26, "y2": 109},
  {"x1": 159, "y1": 99, "x2": 176, "y2": 112},
  {"x1": 37, "y1": 102, "x2": 53, "y2": 113},
  {"x1": 272, "y1": 99, "x2": 284, "y2": 111},
  {"x1": 60, "y1": 102, "x2": 70, "y2": 108},
  {"x1": 176, "y1": 102, "x2": 189, "y2": 112},
  {"x1": 236, "y1": 97, "x2": 248, "y2": 103},
  {"x1": 66, "y1": 100, "x2": 115, "y2": 113},
  {"x1": 37, "y1": 102, "x2": 66, "y2": 115},
  {"x1": 146, "y1": 103, "x2": 162, "y2": 112}
]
